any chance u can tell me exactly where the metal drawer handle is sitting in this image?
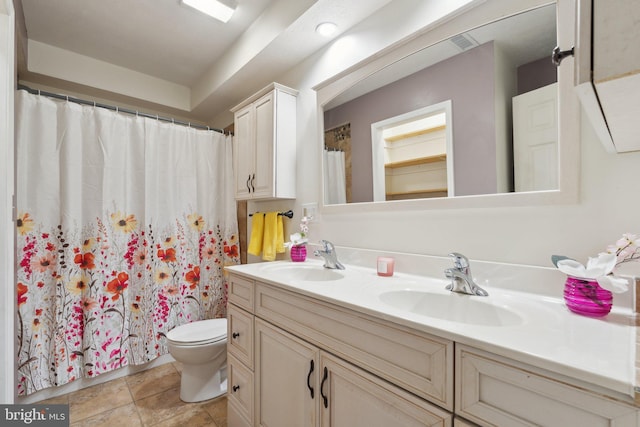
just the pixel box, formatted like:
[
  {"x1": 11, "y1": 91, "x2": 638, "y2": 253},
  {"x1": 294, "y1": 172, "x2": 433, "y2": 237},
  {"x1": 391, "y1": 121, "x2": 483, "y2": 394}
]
[
  {"x1": 320, "y1": 366, "x2": 328, "y2": 408},
  {"x1": 232, "y1": 332, "x2": 240, "y2": 339},
  {"x1": 232, "y1": 385, "x2": 240, "y2": 392},
  {"x1": 307, "y1": 360, "x2": 315, "y2": 399}
]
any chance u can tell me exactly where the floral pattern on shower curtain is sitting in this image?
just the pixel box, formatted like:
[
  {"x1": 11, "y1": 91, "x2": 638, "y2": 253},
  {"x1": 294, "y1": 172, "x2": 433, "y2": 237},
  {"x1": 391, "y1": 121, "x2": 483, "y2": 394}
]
[{"x1": 14, "y1": 91, "x2": 239, "y2": 396}]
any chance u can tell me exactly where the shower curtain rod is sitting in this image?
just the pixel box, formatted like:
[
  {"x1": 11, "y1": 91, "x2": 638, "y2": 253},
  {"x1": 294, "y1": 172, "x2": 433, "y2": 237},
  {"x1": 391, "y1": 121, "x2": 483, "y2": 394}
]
[{"x1": 17, "y1": 84, "x2": 228, "y2": 134}]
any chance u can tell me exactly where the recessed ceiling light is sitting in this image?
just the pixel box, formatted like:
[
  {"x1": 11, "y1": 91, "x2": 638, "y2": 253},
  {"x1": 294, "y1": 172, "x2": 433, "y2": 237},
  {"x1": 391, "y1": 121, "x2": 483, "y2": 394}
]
[
  {"x1": 182, "y1": 0, "x2": 236, "y2": 23},
  {"x1": 316, "y1": 22, "x2": 338, "y2": 37}
]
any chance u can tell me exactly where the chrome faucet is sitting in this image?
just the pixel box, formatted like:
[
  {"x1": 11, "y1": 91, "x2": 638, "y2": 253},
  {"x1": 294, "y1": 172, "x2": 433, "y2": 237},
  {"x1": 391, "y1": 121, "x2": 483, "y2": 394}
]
[
  {"x1": 444, "y1": 252, "x2": 488, "y2": 296},
  {"x1": 314, "y1": 240, "x2": 345, "y2": 270}
]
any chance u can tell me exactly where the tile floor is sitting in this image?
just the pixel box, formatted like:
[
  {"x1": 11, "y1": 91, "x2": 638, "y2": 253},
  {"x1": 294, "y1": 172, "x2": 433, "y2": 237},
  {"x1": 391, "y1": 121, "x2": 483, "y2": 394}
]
[{"x1": 39, "y1": 362, "x2": 227, "y2": 427}]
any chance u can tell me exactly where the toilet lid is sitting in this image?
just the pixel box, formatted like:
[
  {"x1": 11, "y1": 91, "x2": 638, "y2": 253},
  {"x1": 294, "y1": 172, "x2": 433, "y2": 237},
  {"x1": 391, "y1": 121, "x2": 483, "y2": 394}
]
[{"x1": 166, "y1": 318, "x2": 227, "y2": 344}]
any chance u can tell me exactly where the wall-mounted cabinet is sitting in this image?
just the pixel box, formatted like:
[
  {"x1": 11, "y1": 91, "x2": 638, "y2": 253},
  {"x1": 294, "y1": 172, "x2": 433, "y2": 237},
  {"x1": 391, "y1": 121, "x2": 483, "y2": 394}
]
[
  {"x1": 231, "y1": 83, "x2": 297, "y2": 200},
  {"x1": 576, "y1": 0, "x2": 640, "y2": 153}
]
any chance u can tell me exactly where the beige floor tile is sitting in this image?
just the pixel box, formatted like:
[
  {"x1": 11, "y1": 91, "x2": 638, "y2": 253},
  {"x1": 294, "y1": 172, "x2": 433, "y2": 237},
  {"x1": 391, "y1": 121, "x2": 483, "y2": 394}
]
[
  {"x1": 125, "y1": 363, "x2": 181, "y2": 401},
  {"x1": 70, "y1": 402, "x2": 141, "y2": 427},
  {"x1": 150, "y1": 406, "x2": 217, "y2": 427},
  {"x1": 43, "y1": 363, "x2": 227, "y2": 427},
  {"x1": 201, "y1": 396, "x2": 227, "y2": 427},
  {"x1": 38, "y1": 394, "x2": 70, "y2": 405},
  {"x1": 68, "y1": 377, "x2": 133, "y2": 423},
  {"x1": 135, "y1": 386, "x2": 198, "y2": 425}
]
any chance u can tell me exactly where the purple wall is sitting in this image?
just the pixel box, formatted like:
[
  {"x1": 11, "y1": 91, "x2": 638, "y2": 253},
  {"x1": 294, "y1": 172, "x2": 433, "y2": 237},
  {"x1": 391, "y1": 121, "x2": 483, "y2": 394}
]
[
  {"x1": 324, "y1": 42, "x2": 499, "y2": 202},
  {"x1": 517, "y1": 56, "x2": 557, "y2": 94}
]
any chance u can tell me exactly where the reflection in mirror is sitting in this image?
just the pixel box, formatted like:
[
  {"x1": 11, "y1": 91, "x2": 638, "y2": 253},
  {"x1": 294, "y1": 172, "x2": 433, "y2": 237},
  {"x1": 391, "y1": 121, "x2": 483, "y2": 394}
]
[
  {"x1": 322, "y1": 4, "x2": 557, "y2": 205},
  {"x1": 324, "y1": 124, "x2": 351, "y2": 204},
  {"x1": 371, "y1": 101, "x2": 454, "y2": 201}
]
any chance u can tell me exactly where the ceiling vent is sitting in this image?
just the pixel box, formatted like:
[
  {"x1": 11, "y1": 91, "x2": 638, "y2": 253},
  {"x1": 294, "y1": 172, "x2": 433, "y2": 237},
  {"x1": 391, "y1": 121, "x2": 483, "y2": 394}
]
[{"x1": 449, "y1": 33, "x2": 479, "y2": 52}]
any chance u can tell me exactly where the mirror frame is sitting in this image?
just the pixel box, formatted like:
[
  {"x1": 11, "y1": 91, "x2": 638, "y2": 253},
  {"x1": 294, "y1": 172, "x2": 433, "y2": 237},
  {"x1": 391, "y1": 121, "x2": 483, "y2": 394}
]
[{"x1": 314, "y1": 0, "x2": 579, "y2": 213}]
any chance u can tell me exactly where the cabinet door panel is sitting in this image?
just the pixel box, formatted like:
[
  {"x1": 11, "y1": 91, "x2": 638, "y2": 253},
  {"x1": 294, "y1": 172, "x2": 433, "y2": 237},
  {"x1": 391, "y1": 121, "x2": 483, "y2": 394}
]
[
  {"x1": 252, "y1": 92, "x2": 275, "y2": 199},
  {"x1": 234, "y1": 105, "x2": 254, "y2": 200},
  {"x1": 320, "y1": 353, "x2": 451, "y2": 427},
  {"x1": 456, "y1": 345, "x2": 639, "y2": 426},
  {"x1": 255, "y1": 318, "x2": 319, "y2": 427},
  {"x1": 255, "y1": 282, "x2": 453, "y2": 409}
]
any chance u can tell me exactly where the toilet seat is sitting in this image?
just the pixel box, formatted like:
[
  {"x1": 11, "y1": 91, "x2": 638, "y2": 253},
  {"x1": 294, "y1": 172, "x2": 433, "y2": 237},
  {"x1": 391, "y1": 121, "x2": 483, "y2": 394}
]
[{"x1": 166, "y1": 318, "x2": 227, "y2": 346}]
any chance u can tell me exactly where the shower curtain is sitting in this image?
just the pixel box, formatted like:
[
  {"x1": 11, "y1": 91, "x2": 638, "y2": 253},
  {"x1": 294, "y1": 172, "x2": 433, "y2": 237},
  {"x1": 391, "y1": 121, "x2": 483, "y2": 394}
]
[
  {"x1": 14, "y1": 90, "x2": 239, "y2": 396},
  {"x1": 323, "y1": 149, "x2": 347, "y2": 204}
]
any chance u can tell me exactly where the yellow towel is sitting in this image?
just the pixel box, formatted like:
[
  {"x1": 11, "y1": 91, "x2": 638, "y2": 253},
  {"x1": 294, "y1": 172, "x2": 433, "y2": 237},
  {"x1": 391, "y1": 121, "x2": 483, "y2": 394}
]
[
  {"x1": 262, "y1": 212, "x2": 278, "y2": 261},
  {"x1": 247, "y1": 213, "x2": 264, "y2": 256},
  {"x1": 276, "y1": 215, "x2": 285, "y2": 254}
]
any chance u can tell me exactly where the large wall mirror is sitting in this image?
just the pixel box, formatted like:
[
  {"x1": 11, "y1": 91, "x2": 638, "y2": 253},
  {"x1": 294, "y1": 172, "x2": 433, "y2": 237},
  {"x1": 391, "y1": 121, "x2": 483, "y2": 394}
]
[{"x1": 315, "y1": 0, "x2": 580, "y2": 212}]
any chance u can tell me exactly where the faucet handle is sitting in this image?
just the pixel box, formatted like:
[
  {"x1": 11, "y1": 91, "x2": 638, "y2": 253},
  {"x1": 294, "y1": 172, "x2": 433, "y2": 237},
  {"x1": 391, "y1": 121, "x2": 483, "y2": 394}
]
[
  {"x1": 320, "y1": 240, "x2": 334, "y2": 252},
  {"x1": 448, "y1": 252, "x2": 469, "y2": 270}
]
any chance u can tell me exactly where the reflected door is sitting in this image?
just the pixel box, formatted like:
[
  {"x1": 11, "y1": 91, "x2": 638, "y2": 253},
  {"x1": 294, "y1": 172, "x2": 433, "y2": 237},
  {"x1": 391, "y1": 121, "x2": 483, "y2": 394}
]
[{"x1": 513, "y1": 83, "x2": 558, "y2": 192}]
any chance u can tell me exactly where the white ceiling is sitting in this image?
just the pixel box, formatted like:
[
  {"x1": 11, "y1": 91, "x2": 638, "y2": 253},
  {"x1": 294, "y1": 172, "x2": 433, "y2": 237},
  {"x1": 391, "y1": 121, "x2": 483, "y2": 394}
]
[{"x1": 16, "y1": 0, "x2": 394, "y2": 124}]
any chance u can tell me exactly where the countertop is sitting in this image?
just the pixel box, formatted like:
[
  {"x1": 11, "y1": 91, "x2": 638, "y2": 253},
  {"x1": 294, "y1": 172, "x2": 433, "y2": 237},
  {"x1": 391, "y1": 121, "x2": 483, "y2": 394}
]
[{"x1": 226, "y1": 259, "x2": 637, "y2": 399}]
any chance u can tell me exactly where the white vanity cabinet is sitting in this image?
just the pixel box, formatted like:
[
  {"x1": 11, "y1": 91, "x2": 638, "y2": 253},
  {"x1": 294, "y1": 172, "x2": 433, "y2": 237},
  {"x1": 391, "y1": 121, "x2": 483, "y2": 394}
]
[
  {"x1": 227, "y1": 269, "x2": 640, "y2": 427},
  {"x1": 455, "y1": 345, "x2": 640, "y2": 426},
  {"x1": 227, "y1": 274, "x2": 256, "y2": 427},
  {"x1": 227, "y1": 273, "x2": 453, "y2": 426},
  {"x1": 231, "y1": 83, "x2": 297, "y2": 200}
]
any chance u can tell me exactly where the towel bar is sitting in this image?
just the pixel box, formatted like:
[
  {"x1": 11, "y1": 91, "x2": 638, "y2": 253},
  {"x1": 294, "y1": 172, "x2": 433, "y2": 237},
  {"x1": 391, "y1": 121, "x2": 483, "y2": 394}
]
[{"x1": 249, "y1": 210, "x2": 293, "y2": 219}]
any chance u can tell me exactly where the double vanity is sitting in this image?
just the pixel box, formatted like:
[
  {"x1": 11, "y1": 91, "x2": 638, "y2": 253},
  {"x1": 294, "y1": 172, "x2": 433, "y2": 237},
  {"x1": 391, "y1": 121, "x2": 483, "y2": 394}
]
[{"x1": 225, "y1": 250, "x2": 640, "y2": 426}]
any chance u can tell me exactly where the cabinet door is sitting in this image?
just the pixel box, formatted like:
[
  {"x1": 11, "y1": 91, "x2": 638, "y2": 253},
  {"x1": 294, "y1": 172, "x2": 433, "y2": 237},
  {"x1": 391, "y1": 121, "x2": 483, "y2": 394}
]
[
  {"x1": 234, "y1": 103, "x2": 254, "y2": 200},
  {"x1": 255, "y1": 282, "x2": 453, "y2": 409},
  {"x1": 252, "y1": 91, "x2": 275, "y2": 199},
  {"x1": 456, "y1": 345, "x2": 640, "y2": 426},
  {"x1": 320, "y1": 353, "x2": 452, "y2": 427},
  {"x1": 255, "y1": 319, "x2": 319, "y2": 427}
]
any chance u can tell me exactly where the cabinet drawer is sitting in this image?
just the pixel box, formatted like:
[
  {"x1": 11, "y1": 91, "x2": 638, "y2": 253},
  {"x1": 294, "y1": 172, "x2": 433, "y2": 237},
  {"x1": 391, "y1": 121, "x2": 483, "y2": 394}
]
[
  {"x1": 228, "y1": 353, "x2": 254, "y2": 426},
  {"x1": 228, "y1": 303, "x2": 254, "y2": 369},
  {"x1": 255, "y1": 282, "x2": 453, "y2": 410},
  {"x1": 228, "y1": 274, "x2": 254, "y2": 311},
  {"x1": 456, "y1": 345, "x2": 639, "y2": 426}
]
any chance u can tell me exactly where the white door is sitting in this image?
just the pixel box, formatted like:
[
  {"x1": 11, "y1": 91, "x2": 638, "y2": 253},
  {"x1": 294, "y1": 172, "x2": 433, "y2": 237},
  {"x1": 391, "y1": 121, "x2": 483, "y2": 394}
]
[
  {"x1": 513, "y1": 83, "x2": 558, "y2": 192},
  {"x1": 255, "y1": 319, "x2": 319, "y2": 427}
]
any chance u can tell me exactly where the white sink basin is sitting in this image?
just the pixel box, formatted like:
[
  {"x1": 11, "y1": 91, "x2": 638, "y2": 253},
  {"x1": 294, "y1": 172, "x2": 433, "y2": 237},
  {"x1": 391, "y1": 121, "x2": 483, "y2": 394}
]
[
  {"x1": 379, "y1": 290, "x2": 523, "y2": 326},
  {"x1": 260, "y1": 264, "x2": 345, "y2": 282}
]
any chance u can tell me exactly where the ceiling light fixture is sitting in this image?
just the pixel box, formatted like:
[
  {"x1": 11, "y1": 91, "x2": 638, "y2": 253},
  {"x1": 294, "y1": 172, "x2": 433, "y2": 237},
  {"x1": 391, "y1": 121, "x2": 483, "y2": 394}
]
[
  {"x1": 182, "y1": 0, "x2": 236, "y2": 23},
  {"x1": 315, "y1": 22, "x2": 338, "y2": 37}
]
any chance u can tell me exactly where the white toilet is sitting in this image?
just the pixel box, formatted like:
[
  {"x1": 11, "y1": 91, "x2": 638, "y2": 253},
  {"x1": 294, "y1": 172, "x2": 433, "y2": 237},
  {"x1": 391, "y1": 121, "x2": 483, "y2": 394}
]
[{"x1": 166, "y1": 318, "x2": 228, "y2": 402}]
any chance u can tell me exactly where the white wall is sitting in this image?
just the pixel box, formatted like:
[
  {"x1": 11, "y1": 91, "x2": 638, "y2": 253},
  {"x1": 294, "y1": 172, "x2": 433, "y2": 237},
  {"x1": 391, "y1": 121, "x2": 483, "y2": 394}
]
[
  {"x1": 0, "y1": 0, "x2": 15, "y2": 404},
  {"x1": 251, "y1": 0, "x2": 640, "y2": 271}
]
